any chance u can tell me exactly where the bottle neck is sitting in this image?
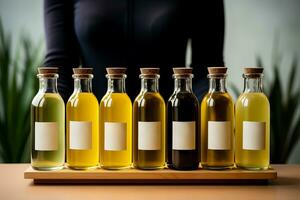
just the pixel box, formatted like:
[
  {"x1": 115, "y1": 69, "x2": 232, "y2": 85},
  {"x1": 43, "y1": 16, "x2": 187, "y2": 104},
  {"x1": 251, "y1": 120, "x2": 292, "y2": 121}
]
[
  {"x1": 208, "y1": 76, "x2": 227, "y2": 93},
  {"x1": 140, "y1": 75, "x2": 159, "y2": 92},
  {"x1": 173, "y1": 76, "x2": 193, "y2": 93},
  {"x1": 38, "y1": 76, "x2": 58, "y2": 93},
  {"x1": 74, "y1": 78, "x2": 93, "y2": 93},
  {"x1": 106, "y1": 75, "x2": 126, "y2": 93},
  {"x1": 243, "y1": 75, "x2": 263, "y2": 93}
]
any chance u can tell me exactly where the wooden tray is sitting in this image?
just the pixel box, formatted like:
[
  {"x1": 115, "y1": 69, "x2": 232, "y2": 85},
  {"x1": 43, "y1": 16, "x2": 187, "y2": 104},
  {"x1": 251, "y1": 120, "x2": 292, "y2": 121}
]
[{"x1": 24, "y1": 166, "x2": 277, "y2": 184}]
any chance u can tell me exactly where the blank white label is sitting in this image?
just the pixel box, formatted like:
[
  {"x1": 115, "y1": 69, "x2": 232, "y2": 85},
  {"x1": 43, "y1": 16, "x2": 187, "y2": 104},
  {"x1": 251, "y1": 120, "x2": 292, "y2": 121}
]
[
  {"x1": 104, "y1": 122, "x2": 127, "y2": 151},
  {"x1": 70, "y1": 121, "x2": 92, "y2": 150},
  {"x1": 138, "y1": 121, "x2": 161, "y2": 150},
  {"x1": 243, "y1": 121, "x2": 266, "y2": 150},
  {"x1": 208, "y1": 121, "x2": 231, "y2": 150},
  {"x1": 172, "y1": 121, "x2": 196, "y2": 150},
  {"x1": 35, "y1": 122, "x2": 58, "y2": 151}
]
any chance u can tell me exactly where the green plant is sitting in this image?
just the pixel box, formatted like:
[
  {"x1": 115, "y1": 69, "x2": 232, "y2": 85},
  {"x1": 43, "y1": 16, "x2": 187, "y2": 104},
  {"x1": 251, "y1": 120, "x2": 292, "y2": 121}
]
[
  {"x1": 230, "y1": 57, "x2": 300, "y2": 163},
  {"x1": 0, "y1": 19, "x2": 42, "y2": 162}
]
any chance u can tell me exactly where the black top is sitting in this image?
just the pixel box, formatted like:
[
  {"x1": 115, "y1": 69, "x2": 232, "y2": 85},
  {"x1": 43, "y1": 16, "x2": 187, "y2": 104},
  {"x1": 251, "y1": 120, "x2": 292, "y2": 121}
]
[{"x1": 44, "y1": 0, "x2": 224, "y2": 102}]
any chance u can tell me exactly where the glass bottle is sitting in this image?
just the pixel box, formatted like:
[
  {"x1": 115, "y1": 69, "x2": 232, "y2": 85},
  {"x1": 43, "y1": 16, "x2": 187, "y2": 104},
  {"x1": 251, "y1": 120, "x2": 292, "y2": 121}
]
[
  {"x1": 200, "y1": 67, "x2": 234, "y2": 169},
  {"x1": 167, "y1": 67, "x2": 199, "y2": 170},
  {"x1": 100, "y1": 67, "x2": 132, "y2": 169},
  {"x1": 31, "y1": 67, "x2": 65, "y2": 170},
  {"x1": 66, "y1": 68, "x2": 99, "y2": 169},
  {"x1": 235, "y1": 68, "x2": 270, "y2": 170},
  {"x1": 133, "y1": 68, "x2": 166, "y2": 169}
]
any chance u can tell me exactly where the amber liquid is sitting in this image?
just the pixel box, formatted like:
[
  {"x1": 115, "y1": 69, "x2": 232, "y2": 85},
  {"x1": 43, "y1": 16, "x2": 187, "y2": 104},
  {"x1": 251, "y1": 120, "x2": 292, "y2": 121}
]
[
  {"x1": 201, "y1": 92, "x2": 234, "y2": 169},
  {"x1": 167, "y1": 92, "x2": 199, "y2": 170},
  {"x1": 133, "y1": 92, "x2": 166, "y2": 169}
]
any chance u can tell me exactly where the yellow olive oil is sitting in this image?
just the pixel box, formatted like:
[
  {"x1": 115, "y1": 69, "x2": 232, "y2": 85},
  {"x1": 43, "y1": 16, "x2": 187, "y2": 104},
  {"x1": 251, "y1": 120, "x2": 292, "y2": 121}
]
[
  {"x1": 235, "y1": 68, "x2": 270, "y2": 170},
  {"x1": 66, "y1": 68, "x2": 99, "y2": 169}
]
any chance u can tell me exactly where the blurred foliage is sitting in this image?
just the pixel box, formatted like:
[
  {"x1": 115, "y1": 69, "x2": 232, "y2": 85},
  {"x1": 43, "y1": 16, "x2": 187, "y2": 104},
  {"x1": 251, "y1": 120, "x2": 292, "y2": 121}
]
[
  {"x1": 0, "y1": 19, "x2": 42, "y2": 162},
  {"x1": 231, "y1": 57, "x2": 300, "y2": 163}
]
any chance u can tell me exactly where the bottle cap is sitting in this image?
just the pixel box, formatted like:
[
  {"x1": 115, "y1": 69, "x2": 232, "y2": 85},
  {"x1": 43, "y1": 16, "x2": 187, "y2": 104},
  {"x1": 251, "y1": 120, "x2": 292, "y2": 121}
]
[
  {"x1": 244, "y1": 67, "x2": 264, "y2": 74},
  {"x1": 73, "y1": 67, "x2": 93, "y2": 74},
  {"x1": 106, "y1": 67, "x2": 127, "y2": 75},
  {"x1": 140, "y1": 68, "x2": 160, "y2": 75},
  {"x1": 173, "y1": 67, "x2": 193, "y2": 75},
  {"x1": 38, "y1": 67, "x2": 59, "y2": 74},
  {"x1": 207, "y1": 67, "x2": 227, "y2": 75}
]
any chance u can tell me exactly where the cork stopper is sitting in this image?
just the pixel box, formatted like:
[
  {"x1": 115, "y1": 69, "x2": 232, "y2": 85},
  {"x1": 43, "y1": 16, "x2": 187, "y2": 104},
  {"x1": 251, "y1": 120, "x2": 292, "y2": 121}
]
[
  {"x1": 140, "y1": 68, "x2": 160, "y2": 75},
  {"x1": 106, "y1": 67, "x2": 127, "y2": 75},
  {"x1": 244, "y1": 67, "x2": 264, "y2": 74},
  {"x1": 38, "y1": 67, "x2": 58, "y2": 74},
  {"x1": 207, "y1": 67, "x2": 227, "y2": 75},
  {"x1": 173, "y1": 67, "x2": 193, "y2": 75},
  {"x1": 73, "y1": 68, "x2": 93, "y2": 75}
]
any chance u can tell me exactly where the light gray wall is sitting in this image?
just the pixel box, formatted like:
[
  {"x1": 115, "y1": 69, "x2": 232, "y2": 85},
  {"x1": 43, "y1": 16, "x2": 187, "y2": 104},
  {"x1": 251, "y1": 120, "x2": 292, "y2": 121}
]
[
  {"x1": 0, "y1": 0, "x2": 44, "y2": 50},
  {"x1": 224, "y1": 0, "x2": 300, "y2": 90},
  {"x1": 0, "y1": 0, "x2": 299, "y2": 163},
  {"x1": 224, "y1": 0, "x2": 300, "y2": 163}
]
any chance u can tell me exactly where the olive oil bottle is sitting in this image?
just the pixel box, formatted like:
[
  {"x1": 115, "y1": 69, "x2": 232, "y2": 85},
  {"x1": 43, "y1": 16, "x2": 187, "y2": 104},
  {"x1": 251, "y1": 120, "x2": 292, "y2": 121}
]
[
  {"x1": 167, "y1": 67, "x2": 199, "y2": 170},
  {"x1": 133, "y1": 68, "x2": 166, "y2": 169},
  {"x1": 235, "y1": 68, "x2": 270, "y2": 170},
  {"x1": 66, "y1": 68, "x2": 99, "y2": 169},
  {"x1": 100, "y1": 68, "x2": 132, "y2": 169},
  {"x1": 201, "y1": 67, "x2": 234, "y2": 169},
  {"x1": 31, "y1": 67, "x2": 65, "y2": 171}
]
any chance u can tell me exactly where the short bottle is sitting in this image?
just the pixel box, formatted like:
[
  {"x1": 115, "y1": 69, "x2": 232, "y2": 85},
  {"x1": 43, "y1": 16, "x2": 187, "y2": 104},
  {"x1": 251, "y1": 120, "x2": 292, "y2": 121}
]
[
  {"x1": 31, "y1": 67, "x2": 65, "y2": 170},
  {"x1": 167, "y1": 67, "x2": 199, "y2": 170},
  {"x1": 100, "y1": 67, "x2": 132, "y2": 169},
  {"x1": 133, "y1": 68, "x2": 166, "y2": 169},
  {"x1": 66, "y1": 68, "x2": 99, "y2": 169},
  {"x1": 235, "y1": 68, "x2": 270, "y2": 170},
  {"x1": 200, "y1": 67, "x2": 234, "y2": 169}
]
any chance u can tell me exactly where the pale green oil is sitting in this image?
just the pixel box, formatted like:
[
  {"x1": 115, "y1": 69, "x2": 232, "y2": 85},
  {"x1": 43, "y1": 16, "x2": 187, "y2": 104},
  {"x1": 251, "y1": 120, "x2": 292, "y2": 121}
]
[{"x1": 31, "y1": 93, "x2": 65, "y2": 170}]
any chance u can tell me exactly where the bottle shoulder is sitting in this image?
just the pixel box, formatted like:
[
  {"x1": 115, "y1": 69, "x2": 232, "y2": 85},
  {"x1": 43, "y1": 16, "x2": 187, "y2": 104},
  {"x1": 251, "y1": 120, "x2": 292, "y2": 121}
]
[
  {"x1": 236, "y1": 92, "x2": 270, "y2": 107},
  {"x1": 238, "y1": 92, "x2": 268, "y2": 99},
  {"x1": 100, "y1": 92, "x2": 132, "y2": 107},
  {"x1": 32, "y1": 92, "x2": 64, "y2": 107},
  {"x1": 168, "y1": 91, "x2": 198, "y2": 106},
  {"x1": 134, "y1": 92, "x2": 165, "y2": 106},
  {"x1": 201, "y1": 92, "x2": 233, "y2": 105},
  {"x1": 67, "y1": 92, "x2": 98, "y2": 106}
]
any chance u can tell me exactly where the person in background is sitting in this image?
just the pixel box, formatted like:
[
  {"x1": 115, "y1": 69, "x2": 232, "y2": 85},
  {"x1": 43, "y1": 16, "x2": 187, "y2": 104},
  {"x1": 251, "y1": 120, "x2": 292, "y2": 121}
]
[{"x1": 44, "y1": 0, "x2": 224, "y2": 101}]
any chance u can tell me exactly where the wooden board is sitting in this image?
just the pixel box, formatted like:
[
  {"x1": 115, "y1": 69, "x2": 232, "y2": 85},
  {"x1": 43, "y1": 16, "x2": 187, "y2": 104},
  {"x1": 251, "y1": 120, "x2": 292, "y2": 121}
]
[{"x1": 24, "y1": 167, "x2": 277, "y2": 184}]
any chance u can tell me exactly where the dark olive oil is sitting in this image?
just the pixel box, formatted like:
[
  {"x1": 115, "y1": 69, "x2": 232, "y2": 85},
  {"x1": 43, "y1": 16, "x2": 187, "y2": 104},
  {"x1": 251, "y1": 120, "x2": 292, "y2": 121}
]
[{"x1": 168, "y1": 92, "x2": 199, "y2": 170}]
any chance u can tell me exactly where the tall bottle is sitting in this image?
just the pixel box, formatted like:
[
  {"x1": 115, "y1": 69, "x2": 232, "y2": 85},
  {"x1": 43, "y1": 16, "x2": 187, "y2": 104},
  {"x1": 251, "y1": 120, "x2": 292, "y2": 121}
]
[
  {"x1": 66, "y1": 68, "x2": 99, "y2": 169},
  {"x1": 167, "y1": 67, "x2": 199, "y2": 170},
  {"x1": 100, "y1": 67, "x2": 132, "y2": 169},
  {"x1": 31, "y1": 67, "x2": 65, "y2": 170},
  {"x1": 201, "y1": 67, "x2": 234, "y2": 169},
  {"x1": 235, "y1": 68, "x2": 270, "y2": 170},
  {"x1": 133, "y1": 68, "x2": 166, "y2": 169}
]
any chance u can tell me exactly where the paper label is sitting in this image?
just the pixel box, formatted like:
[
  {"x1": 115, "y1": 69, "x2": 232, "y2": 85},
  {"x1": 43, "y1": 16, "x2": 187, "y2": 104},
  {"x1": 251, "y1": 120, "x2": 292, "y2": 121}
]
[
  {"x1": 208, "y1": 121, "x2": 231, "y2": 150},
  {"x1": 138, "y1": 121, "x2": 161, "y2": 150},
  {"x1": 35, "y1": 122, "x2": 58, "y2": 151},
  {"x1": 70, "y1": 121, "x2": 92, "y2": 150},
  {"x1": 243, "y1": 121, "x2": 266, "y2": 150},
  {"x1": 104, "y1": 122, "x2": 127, "y2": 151},
  {"x1": 172, "y1": 121, "x2": 196, "y2": 150}
]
